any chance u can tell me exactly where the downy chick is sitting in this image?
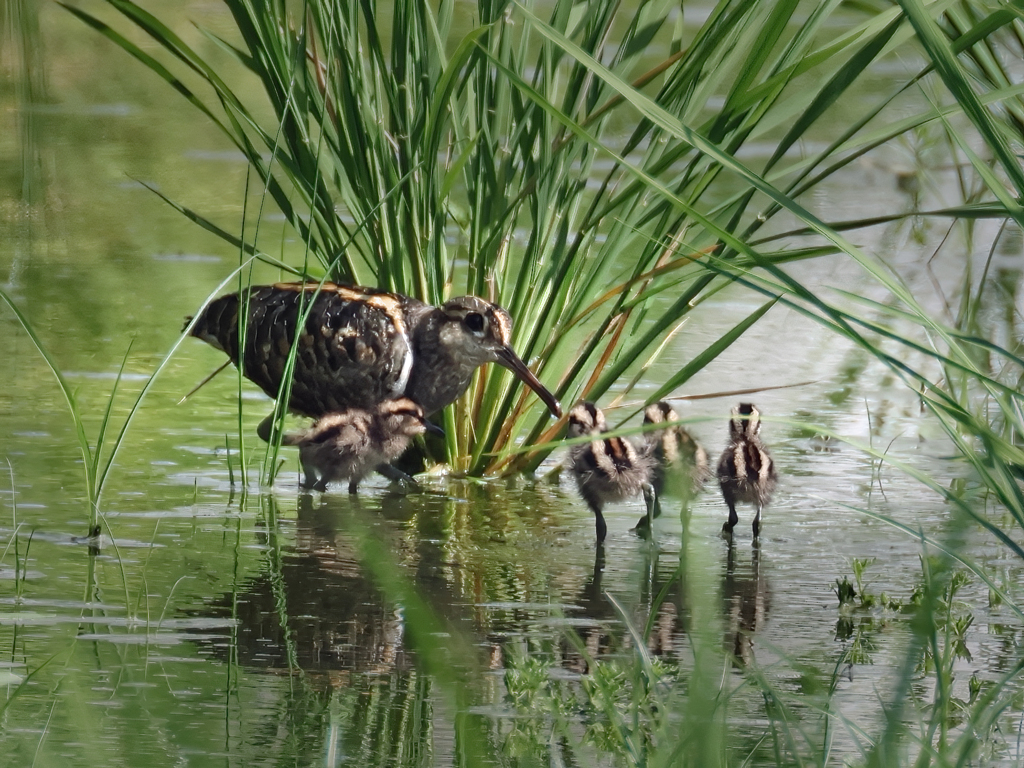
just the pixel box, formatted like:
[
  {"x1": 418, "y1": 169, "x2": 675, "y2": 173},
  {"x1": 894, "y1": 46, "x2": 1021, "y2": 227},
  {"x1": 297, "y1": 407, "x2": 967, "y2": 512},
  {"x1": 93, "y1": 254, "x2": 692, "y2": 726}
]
[
  {"x1": 567, "y1": 401, "x2": 654, "y2": 543},
  {"x1": 717, "y1": 403, "x2": 776, "y2": 537},
  {"x1": 644, "y1": 401, "x2": 710, "y2": 500},
  {"x1": 283, "y1": 397, "x2": 441, "y2": 493}
]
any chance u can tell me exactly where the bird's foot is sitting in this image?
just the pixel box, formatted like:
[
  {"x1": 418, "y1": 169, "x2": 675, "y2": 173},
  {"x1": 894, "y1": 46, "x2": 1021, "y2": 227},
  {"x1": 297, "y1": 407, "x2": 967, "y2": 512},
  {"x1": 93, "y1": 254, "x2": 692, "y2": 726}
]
[
  {"x1": 632, "y1": 517, "x2": 653, "y2": 541},
  {"x1": 375, "y1": 463, "x2": 425, "y2": 494}
]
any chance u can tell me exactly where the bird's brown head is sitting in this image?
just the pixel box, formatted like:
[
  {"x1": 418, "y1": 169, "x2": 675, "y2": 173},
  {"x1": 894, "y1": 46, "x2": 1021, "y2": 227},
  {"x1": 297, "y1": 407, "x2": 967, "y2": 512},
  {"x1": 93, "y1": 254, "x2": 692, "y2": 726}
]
[
  {"x1": 729, "y1": 402, "x2": 761, "y2": 440},
  {"x1": 377, "y1": 397, "x2": 444, "y2": 438},
  {"x1": 439, "y1": 296, "x2": 561, "y2": 417},
  {"x1": 567, "y1": 401, "x2": 607, "y2": 439},
  {"x1": 643, "y1": 401, "x2": 678, "y2": 426}
]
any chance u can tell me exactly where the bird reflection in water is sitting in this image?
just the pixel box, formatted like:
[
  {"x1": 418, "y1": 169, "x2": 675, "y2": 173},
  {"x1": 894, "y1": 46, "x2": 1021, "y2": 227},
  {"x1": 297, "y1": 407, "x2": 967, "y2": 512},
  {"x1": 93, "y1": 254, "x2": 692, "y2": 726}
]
[
  {"x1": 722, "y1": 537, "x2": 771, "y2": 666},
  {"x1": 187, "y1": 494, "x2": 435, "y2": 675},
  {"x1": 554, "y1": 543, "x2": 690, "y2": 674},
  {"x1": 559, "y1": 536, "x2": 772, "y2": 674},
  {"x1": 184, "y1": 490, "x2": 769, "y2": 691}
]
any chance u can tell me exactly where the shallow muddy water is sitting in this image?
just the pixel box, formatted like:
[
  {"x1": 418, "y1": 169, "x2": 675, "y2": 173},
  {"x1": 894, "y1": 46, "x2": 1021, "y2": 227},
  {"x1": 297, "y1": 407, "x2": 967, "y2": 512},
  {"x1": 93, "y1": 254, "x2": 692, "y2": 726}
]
[{"x1": 3, "y1": 1, "x2": 1024, "y2": 766}]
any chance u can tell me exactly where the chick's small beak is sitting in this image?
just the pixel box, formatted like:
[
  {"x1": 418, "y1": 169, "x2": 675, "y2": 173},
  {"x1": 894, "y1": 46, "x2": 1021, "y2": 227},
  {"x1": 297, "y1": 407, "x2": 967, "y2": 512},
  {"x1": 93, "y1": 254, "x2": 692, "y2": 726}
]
[
  {"x1": 423, "y1": 419, "x2": 445, "y2": 436},
  {"x1": 495, "y1": 346, "x2": 562, "y2": 418}
]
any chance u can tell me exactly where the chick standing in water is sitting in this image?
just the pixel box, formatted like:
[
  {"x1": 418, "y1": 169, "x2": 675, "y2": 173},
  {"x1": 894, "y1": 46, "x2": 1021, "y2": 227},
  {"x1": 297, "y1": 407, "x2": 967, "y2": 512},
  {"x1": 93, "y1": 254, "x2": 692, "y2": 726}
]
[
  {"x1": 567, "y1": 401, "x2": 655, "y2": 543},
  {"x1": 633, "y1": 401, "x2": 710, "y2": 531},
  {"x1": 282, "y1": 397, "x2": 441, "y2": 493},
  {"x1": 717, "y1": 403, "x2": 776, "y2": 537}
]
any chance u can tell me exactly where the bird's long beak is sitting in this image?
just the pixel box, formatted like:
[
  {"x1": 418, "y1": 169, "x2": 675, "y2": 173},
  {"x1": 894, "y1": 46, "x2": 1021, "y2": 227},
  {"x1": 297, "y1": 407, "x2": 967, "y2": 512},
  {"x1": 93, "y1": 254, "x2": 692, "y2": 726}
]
[{"x1": 495, "y1": 347, "x2": 562, "y2": 418}]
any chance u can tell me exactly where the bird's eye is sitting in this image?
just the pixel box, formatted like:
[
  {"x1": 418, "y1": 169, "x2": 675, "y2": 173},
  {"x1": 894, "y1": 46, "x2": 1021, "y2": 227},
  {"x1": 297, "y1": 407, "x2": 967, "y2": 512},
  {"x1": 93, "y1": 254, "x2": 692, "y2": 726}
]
[{"x1": 464, "y1": 312, "x2": 486, "y2": 334}]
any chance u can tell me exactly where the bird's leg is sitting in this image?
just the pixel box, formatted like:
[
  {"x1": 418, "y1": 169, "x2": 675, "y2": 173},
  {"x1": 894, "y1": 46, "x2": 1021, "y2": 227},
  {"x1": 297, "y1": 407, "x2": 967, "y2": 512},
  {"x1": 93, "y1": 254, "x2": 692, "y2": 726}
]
[
  {"x1": 582, "y1": 492, "x2": 608, "y2": 543},
  {"x1": 634, "y1": 483, "x2": 658, "y2": 541},
  {"x1": 594, "y1": 508, "x2": 608, "y2": 543},
  {"x1": 648, "y1": 481, "x2": 663, "y2": 521},
  {"x1": 298, "y1": 463, "x2": 320, "y2": 491},
  {"x1": 592, "y1": 544, "x2": 605, "y2": 584},
  {"x1": 644, "y1": 482, "x2": 657, "y2": 525},
  {"x1": 752, "y1": 504, "x2": 762, "y2": 538},
  {"x1": 375, "y1": 463, "x2": 423, "y2": 492},
  {"x1": 722, "y1": 496, "x2": 739, "y2": 534},
  {"x1": 348, "y1": 480, "x2": 358, "y2": 495}
]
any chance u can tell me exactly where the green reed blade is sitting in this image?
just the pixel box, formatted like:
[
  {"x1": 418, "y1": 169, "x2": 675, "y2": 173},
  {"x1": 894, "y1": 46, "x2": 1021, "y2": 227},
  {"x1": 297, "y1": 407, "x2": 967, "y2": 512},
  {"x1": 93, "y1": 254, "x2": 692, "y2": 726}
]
[
  {"x1": 899, "y1": 0, "x2": 1024, "y2": 216},
  {"x1": 0, "y1": 287, "x2": 96, "y2": 513}
]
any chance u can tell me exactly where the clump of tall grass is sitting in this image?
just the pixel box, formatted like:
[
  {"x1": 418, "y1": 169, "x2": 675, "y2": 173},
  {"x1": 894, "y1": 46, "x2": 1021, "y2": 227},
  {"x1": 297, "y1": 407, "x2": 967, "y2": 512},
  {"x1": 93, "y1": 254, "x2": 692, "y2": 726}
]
[{"x1": 69, "y1": 0, "x2": 1002, "y2": 476}]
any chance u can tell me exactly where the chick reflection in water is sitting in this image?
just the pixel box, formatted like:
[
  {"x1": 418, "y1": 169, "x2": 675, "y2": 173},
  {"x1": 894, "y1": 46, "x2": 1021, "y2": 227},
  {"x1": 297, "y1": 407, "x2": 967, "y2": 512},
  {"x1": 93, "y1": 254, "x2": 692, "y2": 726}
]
[
  {"x1": 723, "y1": 539, "x2": 770, "y2": 666},
  {"x1": 282, "y1": 397, "x2": 442, "y2": 493},
  {"x1": 564, "y1": 546, "x2": 688, "y2": 673}
]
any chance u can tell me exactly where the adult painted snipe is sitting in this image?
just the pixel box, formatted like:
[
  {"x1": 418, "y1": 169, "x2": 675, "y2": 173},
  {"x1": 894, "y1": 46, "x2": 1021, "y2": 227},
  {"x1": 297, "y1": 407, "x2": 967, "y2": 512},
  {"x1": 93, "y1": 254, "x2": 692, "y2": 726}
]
[
  {"x1": 717, "y1": 403, "x2": 776, "y2": 538},
  {"x1": 187, "y1": 282, "x2": 561, "y2": 435},
  {"x1": 567, "y1": 401, "x2": 655, "y2": 543},
  {"x1": 281, "y1": 397, "x2": 442, "y2": 493}
]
